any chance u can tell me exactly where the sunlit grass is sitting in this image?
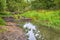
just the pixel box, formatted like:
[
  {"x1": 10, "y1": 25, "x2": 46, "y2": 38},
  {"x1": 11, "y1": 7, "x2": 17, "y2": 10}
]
[{"x1": 20, "y1": 10, "x2": 60, "y2": 31}]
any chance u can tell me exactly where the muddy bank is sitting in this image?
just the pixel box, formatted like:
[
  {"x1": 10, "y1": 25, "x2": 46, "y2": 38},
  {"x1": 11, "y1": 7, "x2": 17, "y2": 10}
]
[{"x1": 0, "y1": 22, "x2": 26, "y2": 40}]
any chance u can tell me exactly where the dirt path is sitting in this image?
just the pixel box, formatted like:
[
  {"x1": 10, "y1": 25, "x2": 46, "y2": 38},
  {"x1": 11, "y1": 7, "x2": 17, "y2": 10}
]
[{"x1": 0, "y1": 22, "x2": 26, "y2": 40}]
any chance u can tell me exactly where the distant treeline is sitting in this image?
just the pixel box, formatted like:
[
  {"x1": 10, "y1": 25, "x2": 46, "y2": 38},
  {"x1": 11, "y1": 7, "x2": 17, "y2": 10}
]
[{"x1": 0, "y1": 0, "x2": 60, "y2": 12}]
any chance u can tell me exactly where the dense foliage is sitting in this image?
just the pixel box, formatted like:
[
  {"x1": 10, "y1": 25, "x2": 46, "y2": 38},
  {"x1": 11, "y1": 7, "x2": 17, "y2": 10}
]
[
  {"x1": 0, "y1": 0, "x2": 60, "y2": 12},
  {"x1": 0, "y1": 0, "x2": 6, "y2": 12}
]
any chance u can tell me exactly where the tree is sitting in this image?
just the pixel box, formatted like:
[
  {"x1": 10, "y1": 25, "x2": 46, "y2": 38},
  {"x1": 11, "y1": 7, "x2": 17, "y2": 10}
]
[
  {"x1": 0, "y1": 0, "x2": 6, "y2": 12},
  {"x1": 6, "y1": 0, "x2": 30, "y2": 12},
  {"x1": 54, "y1": 0, "x2": 60, "y2": 9},
  {"x1": 31, "y1": 0, "x2": 55, "y2": 9}
]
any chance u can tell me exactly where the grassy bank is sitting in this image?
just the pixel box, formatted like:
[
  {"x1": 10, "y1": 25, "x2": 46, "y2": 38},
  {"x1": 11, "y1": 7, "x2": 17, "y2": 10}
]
[
  {"x1": 20, "y1": 10, "x2": 60, "y2": 31},
  {"x1": 0, "y1": 12, "x2": 12, "y2": 26}
]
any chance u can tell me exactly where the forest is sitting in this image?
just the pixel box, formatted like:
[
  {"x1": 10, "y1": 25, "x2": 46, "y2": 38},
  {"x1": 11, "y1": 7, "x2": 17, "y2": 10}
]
[{"x1": 0, "y1": 0, "x2": 60, "y2": 40}]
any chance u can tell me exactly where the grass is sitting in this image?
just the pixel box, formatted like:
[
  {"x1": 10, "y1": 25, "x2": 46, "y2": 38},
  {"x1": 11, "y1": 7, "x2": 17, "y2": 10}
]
[
  {"x1": 0, "y1": 12, "x2": 12, "y2": 26},
  {"x1": 0, "y1": 18, "x2": 6, "y2": 26},
  {"x1": 0, "y1": 10, "x2": 60, "y2": 33},
  {"x1": 0, "y1": 12, "x2": 12, "y2": 17},
  {"x1": 20, "y1": 10, "x2": 60, "y2": 31},
  {"x1": 0, "y1": 12, "x2": 12, "y2": 33}
]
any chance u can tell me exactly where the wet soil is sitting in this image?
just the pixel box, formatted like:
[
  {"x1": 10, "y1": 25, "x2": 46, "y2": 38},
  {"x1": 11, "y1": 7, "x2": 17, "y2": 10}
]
[{"x1": 0, "y1": 22, "x2": 26, "y2": 40}]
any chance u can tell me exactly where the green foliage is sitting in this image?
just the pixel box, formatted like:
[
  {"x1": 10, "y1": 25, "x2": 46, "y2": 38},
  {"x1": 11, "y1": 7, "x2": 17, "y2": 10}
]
[
  {"x1": 21, "y1": 10, "x2": 60, "y2": 30},
  {"x1": 0, "y1": 0, "x2": 60, "y2": 12},
  {"x1": 0, "y1": 12, "x2": 11, "y2": 25},
  {"x1": 54, "y1": 0, "x2": 60, "y2": 9},
  {"x1": 6, "y1": 0, "x2": 29, "y2": 12},
  {"x1": 31, "y1": 0, "x2": 55, "y2": 9},
  {"x1": 0, "y1": 12, "x2": 12, "y2": 17},
  {"x1": 0, "y1": 0, "x2": 6, "y2": 12},
  {"x1": 0, "y1": 0, "x2": 60, "y2": 31},
  {"x1": 0, "y1": 18, "x2": 6, "y2": 25}
]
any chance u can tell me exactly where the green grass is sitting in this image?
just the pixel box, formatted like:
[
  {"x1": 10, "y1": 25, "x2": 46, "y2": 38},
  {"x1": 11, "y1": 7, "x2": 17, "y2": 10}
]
[
  {"x1": 0, "y1": 12, "x2": 12, "y2": 17},
  {"x1": 0, "y1": 18, "x2": 6, "y2": 26},
  {"x1": 20, "y1": 10, "x2": 60, "y2": 31},
  {"x1": 0, "y1": 12, "x2": 12, "y2": 32},
  {"x1": 0, "y1": 12, "x2": 12, "y2": 26},
  {"x1": 0, "y1": 11, "x2": 12, "y2": 32}
]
